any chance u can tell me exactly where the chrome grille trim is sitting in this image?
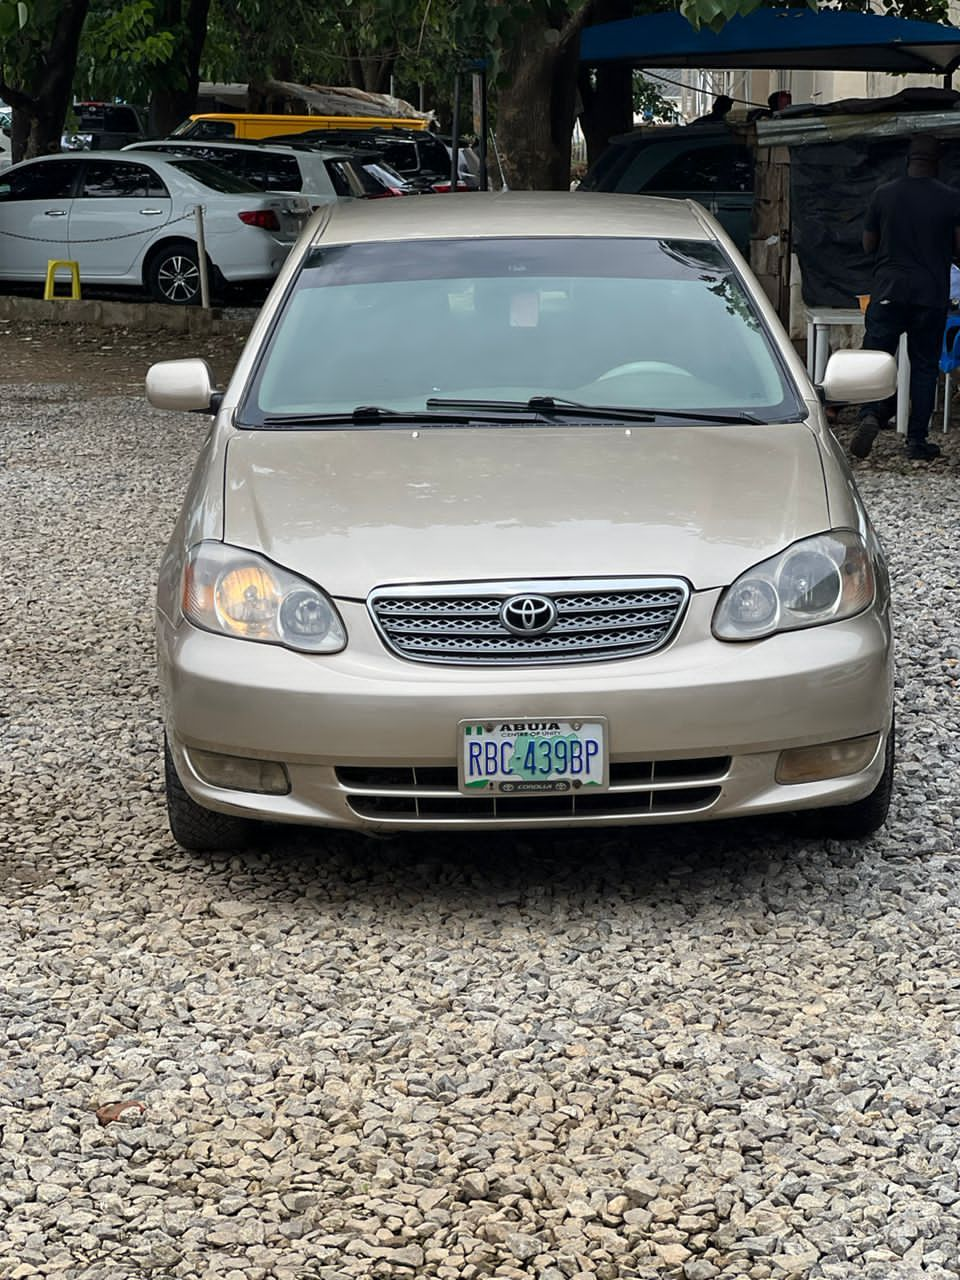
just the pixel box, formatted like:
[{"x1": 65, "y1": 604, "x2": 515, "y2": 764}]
[
  {"x1": 368, "y1": 577, "x2": 690, "y2": 666},
  {"x1": 336, "y1": 758, "x2": 729, "y2": 822}
]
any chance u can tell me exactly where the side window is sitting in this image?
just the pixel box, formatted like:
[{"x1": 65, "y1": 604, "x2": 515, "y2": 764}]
[
  {"x1": 643, "y1": 145, "x2": 753, "y2": 194},
  {"x1": 174, "y1": 145, "x2": 238, "y2": 167},
  {"x1": 0, "y1": 160, "x2": 77, "y2": 201},
  {"x1": 80, "y1": 161, "x2": 168, "y2": 198},
  {"x1": 381, "y1": 141, "x2": 417, "y2": 173},
  {"x1": 325, "y1": 160, "x2": 359, "y2": 197},
  {"x1": 239, "y1": 153, "x2": 302, "y2": 191}
]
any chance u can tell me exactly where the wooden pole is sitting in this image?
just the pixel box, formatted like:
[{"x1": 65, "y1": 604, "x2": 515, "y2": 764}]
[{"x1": 748, "y1": 129, "x2": 791, "y2": 327}]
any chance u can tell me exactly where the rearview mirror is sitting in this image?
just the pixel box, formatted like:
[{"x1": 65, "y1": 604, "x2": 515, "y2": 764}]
[
  {"x1": 819, "y1": 349, "x2": 897, "y2": 405},
  {"x1": 146, "y1": 358, "x2": 218, "y2": 412}
]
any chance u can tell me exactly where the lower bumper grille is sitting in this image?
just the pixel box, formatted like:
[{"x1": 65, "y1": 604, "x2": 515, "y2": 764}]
[{"x1": 336, "y1": 758, "x2": 728, "y2": 823}]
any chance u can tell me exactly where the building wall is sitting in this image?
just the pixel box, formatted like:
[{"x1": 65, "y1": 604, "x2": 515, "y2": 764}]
[{"x1": 675, "y1": 57, "x2": 956, "y2": 126}]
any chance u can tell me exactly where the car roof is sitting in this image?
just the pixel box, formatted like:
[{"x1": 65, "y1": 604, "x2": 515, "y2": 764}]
[
  {"x1": 127, "y1": 139, "x2": 367, "y2": 161},
  {"x1": 314, "y1": 190, "x2": 713, "y2": 247},
  {"x1": 608, "y1": 123, "x2": 738, "y2": 148},
  {"x1": 12, "y1": 149, "x2": 186, "y2": 167}
]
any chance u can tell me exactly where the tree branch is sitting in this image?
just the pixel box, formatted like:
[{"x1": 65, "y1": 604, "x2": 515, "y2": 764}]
[
  {"x1": 558, "y1": 0, "x2": 596, "y2": 50},
  {"x1": 0, "y1": 77, "x2": 37, "y2": 113}
]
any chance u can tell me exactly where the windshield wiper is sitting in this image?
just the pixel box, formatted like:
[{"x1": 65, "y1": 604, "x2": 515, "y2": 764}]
[
  {"x1": 260, "y1": 399, "x2": 772, "y2": 429},
  {"x1": 426, "y1": 396, "x2": 767, "y2": 424},
  {"x1": 260, "y1": 405, "x2": 504, "y2": 427}
]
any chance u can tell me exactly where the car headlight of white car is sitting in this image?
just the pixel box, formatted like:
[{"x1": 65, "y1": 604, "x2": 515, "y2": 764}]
[
  {"x1": 713, "y1": 531, "x2": 875, "y2": 641},
  {"x1": 182, "y1": 541, "x2": 346, "y2": 653}
]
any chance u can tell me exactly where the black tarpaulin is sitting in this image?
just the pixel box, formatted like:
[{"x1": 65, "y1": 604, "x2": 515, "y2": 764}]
[{"x1": 791, "y1": 135, "x2": 960, "y2": 307}]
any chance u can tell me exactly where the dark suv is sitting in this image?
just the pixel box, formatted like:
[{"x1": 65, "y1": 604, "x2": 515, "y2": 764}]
[
  {"x1": 63, "y1": 102, "x2": 148, "y2": 151},
  {"x1": 579, "y1": 125, "x2": 754, "y2": 253}
]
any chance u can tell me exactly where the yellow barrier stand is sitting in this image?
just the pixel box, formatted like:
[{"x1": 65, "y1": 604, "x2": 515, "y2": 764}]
[{"x1": 44, "y1": 259, "x2": 81, "y2": 301}]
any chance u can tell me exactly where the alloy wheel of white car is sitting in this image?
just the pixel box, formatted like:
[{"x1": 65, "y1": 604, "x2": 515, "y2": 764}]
[{"x1": 149, "y1": 245, "x2": 202, "y2": 305}]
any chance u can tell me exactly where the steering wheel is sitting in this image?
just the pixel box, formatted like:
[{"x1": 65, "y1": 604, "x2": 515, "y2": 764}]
[{"x1": 594, "y1": 361, "x2": 694, "y2": 381}]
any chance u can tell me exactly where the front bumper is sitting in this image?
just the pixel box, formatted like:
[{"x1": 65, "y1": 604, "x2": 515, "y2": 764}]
[{"x1": 159, "y1": 591, "x2": 893, "y2": 832}]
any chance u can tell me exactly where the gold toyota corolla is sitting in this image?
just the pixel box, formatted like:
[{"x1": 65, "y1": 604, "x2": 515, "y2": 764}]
[{"x1": 149, "y1": 192, "x2": 897, "y2": 851}]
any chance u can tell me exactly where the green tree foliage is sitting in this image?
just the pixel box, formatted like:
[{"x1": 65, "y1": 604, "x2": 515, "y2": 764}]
[
  {"x1": 0, "y1": 0, "x2": 90, "y2": 159},
  {"x1": 0, "y1": 1, "x2": 28, "y2": 37},
  {"x1": 73, "y1": 0, "x2": 211, "y2": 137},
  {"x1": 633, "y1": 71, "x2": 679, "y2": 123},
  {"x1": 201, "y1": 0, "x2": 458, "y2": 115},
  {"x1": 75, "y1": 0, "x2": 175, "y2": 103}
]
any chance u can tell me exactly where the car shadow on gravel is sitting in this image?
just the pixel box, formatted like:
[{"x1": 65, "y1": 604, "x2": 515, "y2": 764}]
[{"x1": 195, "y1": 816, "x2": 863, "y2": 911}]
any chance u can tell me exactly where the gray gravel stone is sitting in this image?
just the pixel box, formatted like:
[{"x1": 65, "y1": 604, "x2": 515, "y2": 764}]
[{"x1": 1, "y1": 370, "x2": 960, "y2": 1279}]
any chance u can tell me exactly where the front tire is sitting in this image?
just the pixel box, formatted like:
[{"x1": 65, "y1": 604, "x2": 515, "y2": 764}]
[
  {"x1": 164, "y1": 735, "x2": 264, "y2": 852},
  {"x1": 801, "y1": 717, "x2": 895, "y2": 840},
  {"x1": 146, "y1": 241, "x2": 203, "y2": 305}
]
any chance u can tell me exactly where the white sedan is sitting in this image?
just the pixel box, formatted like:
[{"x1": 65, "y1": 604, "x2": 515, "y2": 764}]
[{"x1": 0, "y1": 150, "x2": 309, "y2": 304}]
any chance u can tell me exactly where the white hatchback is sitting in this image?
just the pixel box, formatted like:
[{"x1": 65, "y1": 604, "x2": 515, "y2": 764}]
[{"x1": 0, "y1": 150, "x2": 309, "y2": 303}]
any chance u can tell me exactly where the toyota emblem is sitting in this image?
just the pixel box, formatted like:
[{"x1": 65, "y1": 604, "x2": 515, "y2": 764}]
[{"x1": 500, "y1": 594, "x2": 558, "y2": 637}]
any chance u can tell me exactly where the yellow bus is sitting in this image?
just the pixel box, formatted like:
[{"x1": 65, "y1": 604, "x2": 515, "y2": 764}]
[{"x1": 171, "y1": 113, "x2": 430, "y2": 142}]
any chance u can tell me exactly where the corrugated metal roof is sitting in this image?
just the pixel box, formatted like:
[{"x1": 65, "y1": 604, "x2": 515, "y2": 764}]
[{"x1": 755, "y1": 109, "x2": 960, "y2": 149}]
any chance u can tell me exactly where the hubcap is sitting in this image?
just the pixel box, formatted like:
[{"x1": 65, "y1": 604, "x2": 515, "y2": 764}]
[{"x1": 157, "y1": 255, "x2": 200, "y2": 304}]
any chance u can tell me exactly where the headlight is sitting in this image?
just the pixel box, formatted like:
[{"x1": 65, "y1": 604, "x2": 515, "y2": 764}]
[
  {"x1": 713, "y1": 531, "x2": 874, "y2": 641},
  {"x1": 182, "y1": 542, "x2": 346, "y2": 653}
]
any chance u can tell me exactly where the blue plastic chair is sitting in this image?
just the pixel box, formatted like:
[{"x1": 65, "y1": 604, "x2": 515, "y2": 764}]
[{"x1": 940, "y1": 313, "x2": 960, "y2": 432}]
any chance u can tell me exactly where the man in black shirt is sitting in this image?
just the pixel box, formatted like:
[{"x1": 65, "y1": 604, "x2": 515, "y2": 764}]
[
  {"x1": 692, "y1": 95, "x2": 733, "y2": 126},
  {"x1": 850, "y1": 134, "x2": 960, "y2": 461}
]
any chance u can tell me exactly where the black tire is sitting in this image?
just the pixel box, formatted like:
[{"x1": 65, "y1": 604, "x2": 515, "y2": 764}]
[
  {"x1": 146, "y1": 241, "x2": 203, "y2": 306},
  {"x1": 801, "y1": 717, "x2": 895, "y2": 840},
  {"x1": 164, "y1": 734, "x2": 264, "y2": 852}
]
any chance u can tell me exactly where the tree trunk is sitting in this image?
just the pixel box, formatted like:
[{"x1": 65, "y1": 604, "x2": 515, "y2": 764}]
[
  {"x1": 578, "y1": 63, "x2": 632, "y2": 169},
  {"x1": 578, "y1": 0, "x2": 633, "y2": 169},
  {"x1": 495, "y1": 2, "x2": 593, "y2": 190},
  {"x1": 1, "y1": 0, "x2": 90, "y2": 161},
  {"x1": 148, "y1": 0, "x2": 213, "y2": 136}
]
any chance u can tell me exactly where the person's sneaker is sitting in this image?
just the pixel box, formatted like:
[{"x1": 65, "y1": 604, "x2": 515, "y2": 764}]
[
  {"x1": 850, "y1": 414, "x2": 880, "y2": 459},
  {"x1": 906, "y1": 438, "x2": 942, "y2": 461}
]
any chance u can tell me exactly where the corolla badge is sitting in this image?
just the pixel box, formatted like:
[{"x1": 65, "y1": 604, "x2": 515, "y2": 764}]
[{"x1": 500, "y1": 594, "x2": 558, "y2": 637}]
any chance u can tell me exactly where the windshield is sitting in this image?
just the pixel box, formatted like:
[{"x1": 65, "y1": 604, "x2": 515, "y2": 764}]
[
  {"x1": 240, "y1": 236, "x2": 801, "y2": 425},
  {"x1": 170, "y1": 118, "x2": 235, "y2": 140}
]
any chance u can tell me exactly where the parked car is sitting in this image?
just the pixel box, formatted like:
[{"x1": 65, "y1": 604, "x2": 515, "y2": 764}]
[
  {"x1": 125, "y1": 139, "x2": 415, "y2": 208},
  {"x1": 437, "y1": 135, "x2": 485, "y2": 190},
  {"x1": 148, "y1": 191, "x2": 896, "y2": 852},
  {"x1": 0, "y1": 151, "x2": 309, "y2": 304},
  {"x1": 579, "y1": 124, "x2": 754, "y2": 253},
  {"x1": 62, "y1": 101, "x2": 148, "y2": 150},
  {"x1": 263, "y1": 127, "x2": 467, "y2": 192}
]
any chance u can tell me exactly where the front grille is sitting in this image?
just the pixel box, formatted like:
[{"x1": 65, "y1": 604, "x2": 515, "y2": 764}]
[
  {"x1": 336, "y1": 757, "x2": 728, "y2": 823},
  {"x1": 368, "y1": 577, "x2": 689, "y2": 665}
]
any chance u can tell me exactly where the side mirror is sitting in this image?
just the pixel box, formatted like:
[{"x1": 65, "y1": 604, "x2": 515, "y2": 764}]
[
  {"x1": 146, "y1": 358, "x2": 218, "y2": 412},
  {"x1": 819, "y1": 349, "x2": 897, "y2": 405}
]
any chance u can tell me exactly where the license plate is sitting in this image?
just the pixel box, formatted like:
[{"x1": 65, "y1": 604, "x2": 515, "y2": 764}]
[{"x1": 458, "y1": 718, "x2": 608, "y2": 795}]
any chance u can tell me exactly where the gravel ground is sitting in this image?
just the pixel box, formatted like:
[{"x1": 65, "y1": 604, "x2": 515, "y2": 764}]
[{"x1": 2, "y1": 335, "x2": 960, "y2": 1280}]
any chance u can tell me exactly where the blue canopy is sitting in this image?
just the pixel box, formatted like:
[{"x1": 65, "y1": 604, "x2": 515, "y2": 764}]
[{"x1": 580, "y1": 8, "x2": 960, "y2": 75}]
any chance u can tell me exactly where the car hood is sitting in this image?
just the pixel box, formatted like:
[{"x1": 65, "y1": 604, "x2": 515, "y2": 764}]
[{"x1": 222, "y1": 423, "x2": 828, "y2": 597}]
